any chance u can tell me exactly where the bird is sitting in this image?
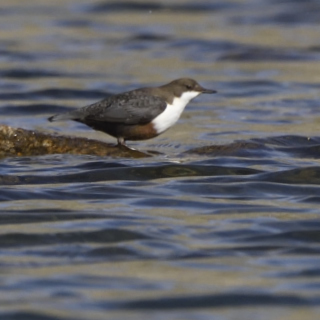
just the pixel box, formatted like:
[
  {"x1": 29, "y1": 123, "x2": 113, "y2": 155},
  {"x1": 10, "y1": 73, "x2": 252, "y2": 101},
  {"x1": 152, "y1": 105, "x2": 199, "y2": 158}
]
[{"x1": 48, "y1": 78, "x2": 216, "y2": 146}]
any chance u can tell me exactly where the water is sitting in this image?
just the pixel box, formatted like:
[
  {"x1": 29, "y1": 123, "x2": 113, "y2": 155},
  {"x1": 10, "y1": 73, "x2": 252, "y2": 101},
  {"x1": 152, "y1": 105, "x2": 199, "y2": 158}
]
[{"x1": 1, "y1": 0, "x2": 320, "y2": 319}]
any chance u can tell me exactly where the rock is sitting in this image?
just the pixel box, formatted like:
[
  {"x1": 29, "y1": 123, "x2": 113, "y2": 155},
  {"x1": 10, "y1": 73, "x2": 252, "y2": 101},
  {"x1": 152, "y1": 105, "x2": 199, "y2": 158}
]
[
  {"x1": 0, "y1": 124, "x2": 149, "y2": 158},
  {"x1": 186, "y1": 141, "x2": 263, "y2": 156}
]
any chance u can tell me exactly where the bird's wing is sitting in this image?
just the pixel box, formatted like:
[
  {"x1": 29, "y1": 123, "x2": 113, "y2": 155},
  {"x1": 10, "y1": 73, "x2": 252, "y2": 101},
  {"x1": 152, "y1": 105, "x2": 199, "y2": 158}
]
[{"x1": 76, "y1": 90, "x2": 167, "y2": 125}]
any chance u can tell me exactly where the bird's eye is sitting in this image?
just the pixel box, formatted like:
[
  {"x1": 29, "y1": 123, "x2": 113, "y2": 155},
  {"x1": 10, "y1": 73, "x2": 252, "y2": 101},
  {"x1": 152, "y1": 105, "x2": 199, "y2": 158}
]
[{"x1": 186, "y1": 85, "x2": 192, "y2": 90}]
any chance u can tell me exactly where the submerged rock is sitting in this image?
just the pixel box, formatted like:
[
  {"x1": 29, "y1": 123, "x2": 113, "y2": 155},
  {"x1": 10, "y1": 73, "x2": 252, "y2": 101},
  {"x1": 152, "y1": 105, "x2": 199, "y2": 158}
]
[
  {"x1": 186, "y1": 141, "x2": 264, "y2": 156},
  {"x1": 0, "y1": 124, "x2": 149, "y2": 158}
]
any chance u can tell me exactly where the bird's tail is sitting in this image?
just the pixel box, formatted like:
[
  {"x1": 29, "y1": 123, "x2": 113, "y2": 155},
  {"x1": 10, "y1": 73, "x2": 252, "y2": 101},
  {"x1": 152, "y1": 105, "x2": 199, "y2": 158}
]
[{"x1": 48, "y1": 111, "x2": 79, "y2": 122}]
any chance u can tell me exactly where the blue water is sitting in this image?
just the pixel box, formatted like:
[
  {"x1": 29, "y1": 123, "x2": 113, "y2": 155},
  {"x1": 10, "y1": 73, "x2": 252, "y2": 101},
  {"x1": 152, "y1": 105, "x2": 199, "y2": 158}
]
[{"x1": 1, "y1": 1, "x2": 320, "y2": 319}]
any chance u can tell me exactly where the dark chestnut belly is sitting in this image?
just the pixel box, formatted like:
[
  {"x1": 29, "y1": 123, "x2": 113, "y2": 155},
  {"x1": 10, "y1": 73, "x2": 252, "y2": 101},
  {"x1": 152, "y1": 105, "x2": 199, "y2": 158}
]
[{"x1": 78, "y1": 120, "x2": 159, "y2": 141}]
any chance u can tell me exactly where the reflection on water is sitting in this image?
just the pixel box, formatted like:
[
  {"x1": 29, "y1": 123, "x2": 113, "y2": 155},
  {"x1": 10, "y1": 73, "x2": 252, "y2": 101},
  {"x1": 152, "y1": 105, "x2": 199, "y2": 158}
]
[{"x1": 1, "y1": 0, "x2": 320, "y2": 319}]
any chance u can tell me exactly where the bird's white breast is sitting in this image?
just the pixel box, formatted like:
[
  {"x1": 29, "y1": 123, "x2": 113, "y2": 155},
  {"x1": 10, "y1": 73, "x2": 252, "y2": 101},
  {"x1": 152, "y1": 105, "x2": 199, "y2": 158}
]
[{"x1": 152, "y1": 91, "x2": 200, "y2": 134}]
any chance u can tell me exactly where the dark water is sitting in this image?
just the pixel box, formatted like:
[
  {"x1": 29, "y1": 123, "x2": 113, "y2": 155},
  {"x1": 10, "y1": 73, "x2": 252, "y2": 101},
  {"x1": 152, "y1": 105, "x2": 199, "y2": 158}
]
[{"x1": 1, "y1": 0, "x2": 320, "y2": 319}]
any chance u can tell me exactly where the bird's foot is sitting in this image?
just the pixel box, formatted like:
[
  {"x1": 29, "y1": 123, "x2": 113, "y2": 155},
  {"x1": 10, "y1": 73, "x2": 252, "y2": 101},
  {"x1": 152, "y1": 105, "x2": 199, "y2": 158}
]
[{"x1": 117, "y1": 143, "x2": 137, "y2": 151}]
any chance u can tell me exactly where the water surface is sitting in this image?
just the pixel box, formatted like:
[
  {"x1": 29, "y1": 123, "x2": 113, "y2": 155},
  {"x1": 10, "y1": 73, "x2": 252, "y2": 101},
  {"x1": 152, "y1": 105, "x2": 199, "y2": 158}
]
[{"x1": 1, "y1": 1, "x2": 320, "y2": 319}]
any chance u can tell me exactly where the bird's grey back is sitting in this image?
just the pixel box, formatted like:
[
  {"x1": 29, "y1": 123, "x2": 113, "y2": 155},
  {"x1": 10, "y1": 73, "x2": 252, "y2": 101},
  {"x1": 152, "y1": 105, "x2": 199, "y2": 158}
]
[{"x1": 49, "y1": 88, "x2": 167, "y2": 125}]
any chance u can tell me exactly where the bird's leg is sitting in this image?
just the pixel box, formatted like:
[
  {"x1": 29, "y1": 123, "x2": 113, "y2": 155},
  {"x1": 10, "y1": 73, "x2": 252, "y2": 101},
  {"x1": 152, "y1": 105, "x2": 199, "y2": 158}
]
[
  {"x1": 117, "y1": 137, "x2": 126, "y2": 146},
  {"x1": 117, "y1": 137, "x2": 138, "y2": 151}
]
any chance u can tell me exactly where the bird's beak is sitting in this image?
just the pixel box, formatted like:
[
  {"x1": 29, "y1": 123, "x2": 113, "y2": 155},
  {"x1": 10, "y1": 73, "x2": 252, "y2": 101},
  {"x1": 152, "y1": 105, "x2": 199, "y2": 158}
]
[
  {"x1": 201, "y1": 87, "x2": 217, "y2": 94},
  {"x1": 197, "y1": 85, "x2": 217, "y2": 94}
]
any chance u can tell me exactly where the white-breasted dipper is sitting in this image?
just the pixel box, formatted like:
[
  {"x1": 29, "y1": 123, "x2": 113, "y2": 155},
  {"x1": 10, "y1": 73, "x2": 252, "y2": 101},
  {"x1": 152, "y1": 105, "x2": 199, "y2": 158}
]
[{"x1": 48, "y1": 78, "x2": 216, "y2": 146}]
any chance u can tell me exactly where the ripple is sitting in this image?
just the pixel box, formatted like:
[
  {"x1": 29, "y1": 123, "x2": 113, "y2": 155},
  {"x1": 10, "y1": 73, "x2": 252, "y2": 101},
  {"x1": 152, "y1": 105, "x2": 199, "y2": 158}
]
[
  {"x1": 2, "y1": 0, "x2": 320, "y2": 319},
  {"x1": 0, "y1": 228, "x2": 150, "y2": 248},
  {"x1": 84, "y1": 1, "x2": 233, "y2": 14},
  {"x1": 103, "y1": 293, "x2": 313, "y2": 310},
  {"x1": 0, "y1": 88, "x2": 110, "y2": 100}
]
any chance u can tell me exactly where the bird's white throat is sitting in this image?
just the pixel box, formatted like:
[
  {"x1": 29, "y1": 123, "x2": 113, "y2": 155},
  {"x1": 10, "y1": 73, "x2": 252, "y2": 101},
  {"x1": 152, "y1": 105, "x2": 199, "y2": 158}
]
[{"x1": 152, "y1": 91, "x2": 200, "y2": 134}]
